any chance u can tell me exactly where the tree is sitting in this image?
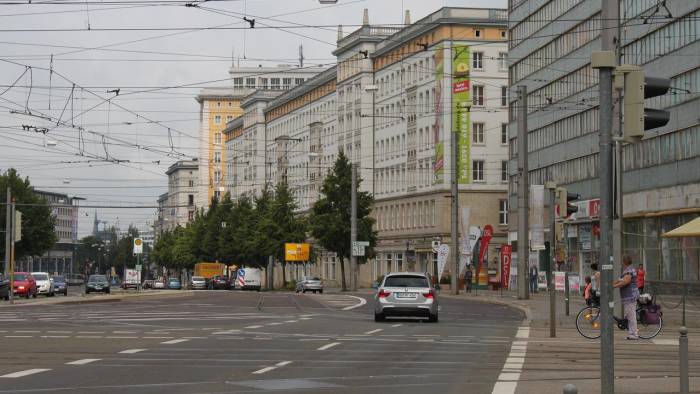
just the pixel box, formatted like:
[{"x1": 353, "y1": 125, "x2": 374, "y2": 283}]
[
  {"x1": 309, "y1": 151, "x2": 377, "y2": 290},
  {"x1": 268, "y1": 182, "x2": 307, "y2": 285},
  {"x1": 0, "y1": 169, "x2": 57, "y2": 261}
]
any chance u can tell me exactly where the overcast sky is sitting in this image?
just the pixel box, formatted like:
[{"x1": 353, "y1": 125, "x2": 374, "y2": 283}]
[{"x1": 0, "y1": 0, "x2": 507, "y2": 237}]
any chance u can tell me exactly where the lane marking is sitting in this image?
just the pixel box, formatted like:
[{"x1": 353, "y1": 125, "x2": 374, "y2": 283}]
[
  {"x1": 284, "y1": 320, "x2": 298, "y2": 323},
  {"x1": 364, "y1": 329, "x2": 383, "y2": 335},
  {"x1": 275, "y1": 361, "x2": 292, "y2": 367},
  {"x1": 5, "y1": 335, "x2": 33, "y2": 338},
  {"x1": 0, "y1": 369, "x2": 51, "y2": 378},
  {"x1": 267, "y1": 322, "x2": 283, "y2": 326},
  {"x1": 341, "y1": 295, "x2": 367, "y2": 310},
  {"x1": 76, "y1": 336, "x2": 103, "y2": 339},
  {"x1": 299, "y1": 318, "x2": 312, "y2": 320},
  {"x1": 391, "y1": 324, "x2": 403, "y2": 328},
  {"x1": 252, "y1": 366, "x2": 276, "y2": 374},
  {"x1": 119, "y1": 349, "x2": 147, "y2": 354},
  {"x1": 245, "y1": 325, "x2": 263, "y2": 329},
  {"x1": 491, "y1": 326, "x2": 529, "y2": 394},
  {"x1": 161, "y1": 339, "x2": 190, "y2": 344},
  {"x1": 317, "y1": 342, "x2": 341, "y2": 351},
  {"x1": 66, "y1": 359, "x2": 101, "y2": 365}
]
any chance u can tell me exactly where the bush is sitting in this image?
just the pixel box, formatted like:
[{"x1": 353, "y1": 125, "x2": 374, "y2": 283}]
[{"x1": 285, "y1": 279, "x2": 297, "y2": 291}]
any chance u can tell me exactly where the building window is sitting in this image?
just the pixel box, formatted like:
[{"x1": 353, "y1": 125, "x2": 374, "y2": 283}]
[
  {"x1": 188, "y1": 194, "x2": 194, "y2": 206},
  {"x1": 472, "y1": 160, "x2": 484, "y2": 181},
  {"x1": 501, "y1": 86, "x2": 508, "y2": 106},
  {"x1": 295, "y1": 78, "x2": 305, "y2": 85},
  {"x1": 501, "y1": 161, "x2": 508, "y2": 182},
  {"x1": 501, "y1": 123, "x2": 508, "y2": 144},
  {"x1": 245, "y1": 78, "x2": 256, "y2": 88},
  {"x1": 214, "y1": 171, "x2": 222, "y2": 183},
  {"x1": 259, "y1": 78, "x2": 268, "y2": 89},
  {"x1": 233, "y1": 78, "x2": 243, "y2": 88},
  {"x1": 472, "y1": 85, "x2": 484, "y2": 106},
  {"x1": 271, "y1": 78, "x2": 280, "y2": 89},
  {"x1": 188, "y1": 180, "x2": 194, "y2": 187},
  {"x1": 498, "y1": 52, "x2": 508, "y2": 70},
  {"x1": 226, "y1": 115, "x2": 233, "y2": 122},
  {"x1": 475, "y1": 29, "x2": 482, "y2": 38},
  {"x1": 500, "y1": 30, "x2": 507, "y2": 39},
  {"x1": 214, "y1": 115, "x2": 221, "y2": 124},
  {"x1": 472, "y1": 122, "x2": 485, "y2": 144},
  {"x1": 283, "y1": 78, "x2": 292, "y2": 89},
  {"x1": 214, "y1": 133, "x2": 222, "y2": 144},
  {"x1": 214, "y1": 152, "x2": 221, "y2": 163},
  {"x1": 472, "y1": 52, "x2": 483, "y2": 69},
  {"x1": 499, "y1": 199, "x2": 508, "y2": 225}
]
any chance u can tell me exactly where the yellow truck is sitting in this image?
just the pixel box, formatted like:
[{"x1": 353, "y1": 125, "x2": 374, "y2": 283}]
[{"x1": 194, "y1": 262, "x2": 226, "y2": 279}]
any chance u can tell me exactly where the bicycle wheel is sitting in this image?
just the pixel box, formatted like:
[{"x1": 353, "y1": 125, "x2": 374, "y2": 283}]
[
  {"x1": 638, "y1": 313, "x2": 663, "y2": 339},
  {"x1": 576, "y1": 306, "x2": 602, "y2": 339}
]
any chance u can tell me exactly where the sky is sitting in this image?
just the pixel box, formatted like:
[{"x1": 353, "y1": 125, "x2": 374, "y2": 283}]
[{"x1": 0, "y1": 0, "x2": 507, "y2": 237}]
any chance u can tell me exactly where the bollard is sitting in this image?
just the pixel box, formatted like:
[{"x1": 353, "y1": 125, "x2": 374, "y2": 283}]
[
  {"x1": 679, "y1": 326, "x2": 689, "y2": 394},
  {"x1": 563, "y1": 383, "x2": 578, "y2": 394}
]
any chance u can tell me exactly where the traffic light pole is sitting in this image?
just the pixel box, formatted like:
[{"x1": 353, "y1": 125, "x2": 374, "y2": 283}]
[
  {"x1": 350, "y1": 163, "x2": 357, "y2": 292},
  {"x1": 516, "y1": 86, "x2": 529, "y2": 300}
]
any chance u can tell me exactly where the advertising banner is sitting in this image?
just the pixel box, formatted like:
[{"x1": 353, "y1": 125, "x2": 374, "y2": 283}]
[
  {"x1": 500, "y1": 245, "x2": 513, "y2": 289},
  {"x1": 452, "y1": 44, "x2": 471, "y2": 184},
  {"x1": 530, "y1": 185, "x2": 545, "y2": 251},
  {"x1": 285, "y1": 243, "x2": 310, "y2": 262},
  {"x1": 437, "y1": 244, "x2": 450, "y2": 278},
  {"x1": 124, "y1": 269, "x2": 140, "y2": 285},
  {"x1": 433, "y1": 44, "x2": 445, "y2": 184},
  {"x1": 459, "y1": 207, "x2": 471, "y2": 255},
  {"x1": 476, "y1": 225, "x2": 493, "y2": 281}
]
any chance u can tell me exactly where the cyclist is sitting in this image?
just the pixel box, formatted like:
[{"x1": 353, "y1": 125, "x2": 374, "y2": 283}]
[{"x1": 613, "y1": 255, "x2": 640, "y2": 340}]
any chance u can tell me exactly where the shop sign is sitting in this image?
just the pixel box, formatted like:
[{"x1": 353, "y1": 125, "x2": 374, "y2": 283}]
[
  {"x1": 571, "y1": 199, "x2": 601, "y2": 220},
  {"x1": 580, "y1": 224, "x2": 592, "y2": 250}
]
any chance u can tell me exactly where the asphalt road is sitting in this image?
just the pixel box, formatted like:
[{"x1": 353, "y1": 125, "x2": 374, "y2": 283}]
[{"x1": 0, "y1": 290, "x2": 524, "y2": 394}]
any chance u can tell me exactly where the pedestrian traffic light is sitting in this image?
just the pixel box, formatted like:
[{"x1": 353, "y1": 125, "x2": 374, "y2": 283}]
[
  {"x1": 557, "y1": 187, "x2": 579, "y2": 220},
  {"x1": 616, "y1": 65, "x2": 671, "y2": 142}
]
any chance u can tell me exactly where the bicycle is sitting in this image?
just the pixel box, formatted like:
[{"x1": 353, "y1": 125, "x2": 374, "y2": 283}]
[{"x1": 576, "y1": 294, "x2": 663, "y2": 339}]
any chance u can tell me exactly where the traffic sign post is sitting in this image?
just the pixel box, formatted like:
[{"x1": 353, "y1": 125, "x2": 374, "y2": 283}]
[{"x1": 352, "y1": 241, "x2": 369, "y2": 257}]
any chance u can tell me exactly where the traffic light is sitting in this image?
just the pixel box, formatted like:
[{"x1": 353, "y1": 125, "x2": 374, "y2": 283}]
[
  {"x1": 616, "y1": 65, "x2": 671, "y2": 142},
  {"x1": 557, "y1": 187, "x2": 580, "y2": 220}
]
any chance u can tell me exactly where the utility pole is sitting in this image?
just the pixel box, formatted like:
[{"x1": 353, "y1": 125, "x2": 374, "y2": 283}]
[
  {"x1": 350, "y1": 162, "x2": 358, "y2": 292},
  {"x1": 547, "y1": 185, "x2": 557, "y2": 338},
  {"x1": 450, "y1": 103, "x2": 461, "y2": 295},
  {"x1": 595, "y1": 1, "x2": 619, "y2": 392},
  {"x1": 4, "y1": 188, "x2": 10, "y2": 278},
  {"x1": 517, "y1": 86, "x2": 529, "y2": 300},
  {"x1": 9, "y1": 196, "x2": 16, "y2": 304}
]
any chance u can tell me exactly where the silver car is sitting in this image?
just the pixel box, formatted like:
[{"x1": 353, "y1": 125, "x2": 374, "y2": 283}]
[
  {"x1": 296, "y1": 276, "x2": 323, "y2": 294},
  {"x1": 190, "y1": 276, "x2": 207, "y2": 290},
  {"x1": 374, "y1": 272, "x2": 438, "y2": 322}
]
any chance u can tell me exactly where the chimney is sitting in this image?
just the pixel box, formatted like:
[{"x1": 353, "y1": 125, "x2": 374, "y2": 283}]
[
  {"x1": 404, "y1": 9, "x2": 411, "y2": 25},
  {"x1": 337, "y1": 24, "x2": 343, "y2": 41},
  {"x1": 362, "y1": 8, "x2": 369, "y2": 26}
]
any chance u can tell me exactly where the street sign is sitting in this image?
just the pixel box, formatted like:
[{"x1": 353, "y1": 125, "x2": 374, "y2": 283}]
[
  {"x1": 14, "y1": 210, "x2": 22, "y2": 242},
  {"x1": 352, "y1": 245, "x2": 365, "y2": 257},
  {"x1": 133, "y1": 238, "x2": 143, "y2": 254},
  {"x1": 135, "y1": 264, "x2": 142, "y2": 272},
  {"x1": 353, "y1": 241, "x2": 370, "y2": 247}
]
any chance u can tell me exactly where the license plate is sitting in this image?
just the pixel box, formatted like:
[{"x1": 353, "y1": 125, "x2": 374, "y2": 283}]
[{"x1": 396, "y1": 293, "x2": 417, "y2": 298}]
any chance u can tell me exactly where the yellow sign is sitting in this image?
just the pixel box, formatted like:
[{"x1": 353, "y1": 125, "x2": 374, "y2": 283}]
[{"x1": 285, "y1": 243, "x2": 310, "y2": 262}]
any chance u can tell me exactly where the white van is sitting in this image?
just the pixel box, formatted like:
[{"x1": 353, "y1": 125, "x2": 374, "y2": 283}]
[{"x1": 235, "y1": 268, "x2": 262, "y2": 291}]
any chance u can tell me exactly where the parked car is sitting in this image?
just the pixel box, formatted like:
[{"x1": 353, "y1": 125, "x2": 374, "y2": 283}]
[
  {"x1": 190, "y1": 276, "x2": 206, "y2": 290},
  {"x1": 51, "y1": 275, "x2": 68, "y2": 296},
  {"x1": 296, "y1": 276, "x2": 323, "y2": 294},
  {"x1": 374, "y1": 272, "x2": 438, "y2": 322},
  {"x1": 85, "y1": 275, "x2": 110, "y2": 294},
  {"x1": 31, "y1": 272, "x2": 54, "y2": 297},
  {"x1": 168, "y1": 277, "x2": 182, "y2": 290},
  {"x1": 142, "y1": 279, "x2": 154, "y2": 289},
  {"x1": 0, "y1": 274, "x2": 9, "y2": 300},
  {"x1": 153, "y1": 279, "x2": 166, "y2": 289},
  {"x1": 210, "y1": 275, "x2": 231, "y2": 290},
  {"x1": 234, "y1": 268, "x2": 262, "y2": 291},
  {"x1": 12, "y1": 272, "x2": 37, "y2": 299}
]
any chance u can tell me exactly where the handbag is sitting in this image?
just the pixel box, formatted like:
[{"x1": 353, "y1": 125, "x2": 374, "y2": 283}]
[{"x1": 642, "y1": 304, "x2": 662, "y2": 325}]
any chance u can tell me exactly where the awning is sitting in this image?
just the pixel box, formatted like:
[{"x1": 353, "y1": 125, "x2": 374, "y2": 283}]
[{"x1": 661, "y1": 216, "x2": 700, "y2": 238}]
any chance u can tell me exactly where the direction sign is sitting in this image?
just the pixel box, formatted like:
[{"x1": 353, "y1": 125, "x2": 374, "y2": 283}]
[
  {"x1": 352, "y1": 241, "x2": 369, "y2": 247},
  {"x1": 352, "y1": 245, "x2": 365, "y2": 257}
]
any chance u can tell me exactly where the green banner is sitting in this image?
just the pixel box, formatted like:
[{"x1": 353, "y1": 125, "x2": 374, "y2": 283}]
[
  {"x1": 433, "y1": 44, "x2": 444, "y2": 184},
  {"x1": 452, "y1": 45, "x2": 471, "y2": 184}
]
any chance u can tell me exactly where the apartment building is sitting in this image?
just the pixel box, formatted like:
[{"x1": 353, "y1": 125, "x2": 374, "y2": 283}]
[
  {"x1": 155, "y1": 159, "x2": 199, "y2": 234},
  {"x1": 508, "y1": 0, "x2": 700, "y2": 282}
]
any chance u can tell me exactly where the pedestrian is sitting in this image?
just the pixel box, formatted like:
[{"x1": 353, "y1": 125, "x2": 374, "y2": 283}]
[
  {"x1": 613, "y1": 255, "x2": 640, "y2": 340},
  {"x1": 529, "y1": 265, "x2": 538, "y2": 294},
  {"x1": 465, "y1": 266, "x2": 473, "y2": 293},
  {"x1": 583, "y1": 276, "x2": 594, "y2": 306},
  {"x1": 637, "y1": 263, "x2": 646, "y2": 294},
  {"x1": 590, "y1": 263, "x2": 601, "y2": 305}
]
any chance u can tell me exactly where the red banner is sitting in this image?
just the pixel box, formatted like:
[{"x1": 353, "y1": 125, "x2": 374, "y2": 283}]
[
  {"x1": 476, "y1": 225, "x2": 493, "y2": 282},
  {"x1": 453, "y1": 80, "x2": 470, "y2": 93},
  {"x1": 500, "y1": 244, "x2": 513, "y2": 288}
]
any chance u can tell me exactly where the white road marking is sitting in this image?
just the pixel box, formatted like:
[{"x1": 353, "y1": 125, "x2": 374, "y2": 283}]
[
  {"x1": 267, "y1": 322, "x2": 283, "y2": 326},
  {"x1": 491, "y1": 326, "x2": 529, "y2": 394},
  {"x1": 78, "y1": 331, "x2": 104, "y2": 334},
  {"x1": 142, "y1": 337, "x2": 174, "y2": 339},
  {"x1": 40, "y1": 335, "x2": 69, "y2": 339},
  {"x1": 5, "y1": 335, "x2": 32, "y2": 338},
  {"x1": 252, "y1": 366, "x2": 276, "y2": 374},
  {"x1": 341, "y1": 295, "x2": 367, "y2": 310},
  {"x1": 391, "y1": 324, "x2": 403, "y2": 328},
  {"x1": 299, "y1": 318, "x2": 312, "y2": 320},
  {"x1": 76, "y1": 336, "x2": 103, "y2": 339},
  {"x1": 15, "y1": 330, "x2": 40, "y2": 333},
  {"x1": 245, "y1": 325, "x2": 263, "y2": 329},
  {"x1": 0, "y1": 369, "x2": 51, "y2": 378},
  {"x1": 161, "y1": 339, "x2": 190, "y2": 344},
  {"x1": 652, "y1": 339, "x2": 678, "y2": 346},
  {"x1": 47, "y1": 331, "x2": 73, "y2": 334},
  {"x1": 66, "y1": 359, "x2": 101, "y2": 365},
  {"x1": 275, "y1": 361, "x2": 292, "y2": 367},
  {"x1": 106, "y1": 336, "x2": 139, "y2": 339},
  {"x1": 119, "y1": 349, "x2": 147, "y2": 354},
  {"x1": 364, "y1": 329, "x2": 383, "y2": 335},
  {"x1": 317, "y1": 342, "x2": 341, "y2": 351},
  {"x1": 284, "y1": 320, "x2": 298, "y2": 323}
]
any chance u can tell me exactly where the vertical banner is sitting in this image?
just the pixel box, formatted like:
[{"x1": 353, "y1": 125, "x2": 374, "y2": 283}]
[
  {"x1": 452, "y1": 44, "x2": 471, "y2": 184},
  {"x1": 476, "y1": 225, "x2": 494, "y2": 282},
  {"x1": 433, "y1": 45, "x2": 445, "y2": 184},
  {"x1": 500, "y1": 245, "x2": 513, "y2": 289},
  {"x1": 458, "y1": 208, "x2": 471, "y2": 276},
  {"x1": 437, "y1": 244, "x2": 450, "y2": 278},
  {"x1": 530, "y1": 185, "x2": 546, "y2": 251}
]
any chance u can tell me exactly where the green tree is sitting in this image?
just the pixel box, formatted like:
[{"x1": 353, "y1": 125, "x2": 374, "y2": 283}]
[
  {"x1": 250, "y1": 187, "x2": 275, "y2": 269},
  {"x1": 269, "y1": 182, "x2": 307, "y2": 285},
  {"x1": 0, "y1": 169, "x2": 57, "y2": 260},
  {"x1": 309, "y1": 151, "x2": 377, "y2": 291}
]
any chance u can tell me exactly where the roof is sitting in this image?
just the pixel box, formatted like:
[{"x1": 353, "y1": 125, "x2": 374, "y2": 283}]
[
  {"x1": 195, "y1": 87, "x2": 244, "y2": 103},
  {"x1": 264, "y1": 66, "x2": 338, "y2": 114},
  {"x1": 165, "y1": 160, "x2": 198, "y2": 176},
  {"x1": 662, "y1": 217, "x2": 700, "y2": 238}
]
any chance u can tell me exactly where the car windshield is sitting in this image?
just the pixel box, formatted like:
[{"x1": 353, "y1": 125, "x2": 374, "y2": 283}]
[
  {"x1": 53, "y1": 276, "x2": 65, "y2": 282},
  {"x1": 169, "y1": 279, "x2": 179, "y2": 282},
  {"x1": 33, "y1": 273, "x2": 48, "y2": 280},
  {"x1": 307, "y1": 277, "x2": 321, "y2": 281},
  {"x1": 192, "y1": 277, "x2": 204, "y2": 281},
  {"x1": 88, "y1": 275, "x2": 107, "y2": 283},
  {"x1": 14, "y1": 273, "x2": 28, "y2": 281},
  {"x1": 384, "y1": 275, "x2": 429, "y2": 288}
]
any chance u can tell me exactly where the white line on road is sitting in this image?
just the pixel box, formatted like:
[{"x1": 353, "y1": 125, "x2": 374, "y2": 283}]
[
  {"x1": 66, "y1": 359, "x2": 101, "y2": 365},
  {"x1": 251, "y1": 366, "x2": 276, "y2": 374},
  {"x1": 119, "y1": 349, "x2": 147, "y2": 354},
  {"x1": 5, "y1": 335, "x2": 32, "y2": 338},
  {"x1": 391, "y1": 324, "x2": 403, "y2": 328},
  {"x1": 317, "y1": 342, "x2": 341, "y2": 351},
  {"x1": 161, "y1": 339, "x2": 190, "y2": 344},
  {"x1": 245, "y1": 325, "x2": 263, "y2": 329},
  {"x1": 341, "y1": 295, "x2": 367, "y2": 310},
  {"x1": 364, "y1": 329, "x2": 383, "y2": 335},
  {"x1": 491, "y1": 326, "x2": 529, "y2": 394},
  {"x1": 284, "y1": 320, "x2": 298, "y2": 323},
  {"x1": 298, "y1": 317, "x2": 312, "y2": 320},
  {"x1": 267, "y1": 322, "x2": 283, "y2": 326},
  {"x1": 0, "y1": 369, "x2": 52, "y2": 378},
  {"x1": 275, "y1": 361, "x2": 292, "y2": 367}
]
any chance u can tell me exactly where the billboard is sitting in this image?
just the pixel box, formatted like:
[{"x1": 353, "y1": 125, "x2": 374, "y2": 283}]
[
  {"x1": 452, "y1": 44, "x2": 472, "y2": 184},
  {"x1": 285, "y1": 243, "x2": 310, "y2": 262},
  {"x1": 433, "y1": 44, "x2": 445, "y2": 184}
]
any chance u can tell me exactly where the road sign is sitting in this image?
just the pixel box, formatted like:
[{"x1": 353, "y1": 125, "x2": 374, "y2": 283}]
[
  {"x1": 285, "y1": 243, "x2": 310, "y2": 261},
  {"x1": 352, "y1": 245, "x2": 365, "y2": 257},
  {"x1": 133, "y1": 238, "x2": 143, "y2": 254},
  {"x1": 14, "y1": 210, "x2": 22, "y2": 242},
  {"x1": 353, "y1": 241, "x2": 370, "y2": 247},
  {"x1": 135, "y1": 264, "x2": 142, "y2": 272}
]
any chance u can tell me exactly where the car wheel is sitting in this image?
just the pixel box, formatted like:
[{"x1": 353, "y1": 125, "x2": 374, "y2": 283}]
[
  {"x1": 428, "y1": 313, "x2": 439, "y2": 323},
  {"x1": 319, "y1": 289, "x2": 323, "y2": 294},
  {"x1": 374, "y1": 312, "x2": 385, "y2": 322}
]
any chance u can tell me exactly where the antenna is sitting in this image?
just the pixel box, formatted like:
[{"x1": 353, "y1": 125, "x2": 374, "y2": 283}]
[{"x1": 299, "y1": 44, "x2": 304, "y2": 68}]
